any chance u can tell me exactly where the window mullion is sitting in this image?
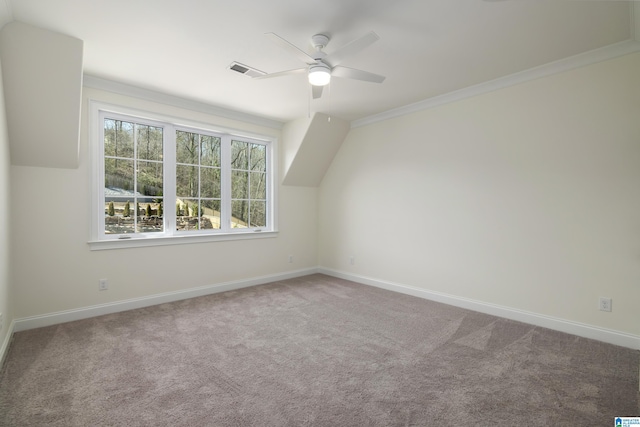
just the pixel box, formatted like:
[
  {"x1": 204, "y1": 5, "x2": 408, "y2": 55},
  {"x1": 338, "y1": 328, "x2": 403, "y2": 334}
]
[
  {"x1": 198, "y1": 133, "x2": 202, "y2": 227},
  {"x1": 97, "y1": 110, "x2": 107, "y2": 239},
  {"x1": 133, "y1": 123, "x2": 138, "y2": 233},
  {"x1": 267, "y1": 140, "x2": 272, "y2": 229},
  {"x1": 221, "y1": 134, "x2": 232, "y2": 232},
  {"x1": 246, "y1": 148, "x2": 251, "y2": 227},
  {"x1": 165, "y1": 124, "x2": 177, "y2": 236}
]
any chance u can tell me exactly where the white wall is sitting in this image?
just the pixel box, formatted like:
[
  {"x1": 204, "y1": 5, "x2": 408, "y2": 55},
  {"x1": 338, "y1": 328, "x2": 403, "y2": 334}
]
[
  {"x1": 10, "y1": 87, "x2": 317, "y2": 319},
  {"x1": 319, "y1": 53, "x2": 640, "y2": 338},
  {"x1": 0, "y1": 40, "x2": 11, "y2": 357}
]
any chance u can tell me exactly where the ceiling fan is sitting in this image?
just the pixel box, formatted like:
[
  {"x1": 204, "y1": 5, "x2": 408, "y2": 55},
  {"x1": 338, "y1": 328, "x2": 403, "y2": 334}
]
[{"x1": 255, "y1": 31, "x2": 386, "y2": 99}]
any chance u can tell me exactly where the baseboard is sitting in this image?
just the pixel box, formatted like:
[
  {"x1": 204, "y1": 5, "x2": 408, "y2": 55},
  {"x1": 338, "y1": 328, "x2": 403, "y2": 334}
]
[
  {"x1": 0, "y1": 319, "x2": 15, "y2": 371},
  {"x1": 11, "y1": 266, "x2": 639, "y2": 351},
  {"x1": 13, "y1": 267, "x2": 319, "y2": 333},
  {"x1": 319, "y1": 267, "x2": 640, "y2": 350}
]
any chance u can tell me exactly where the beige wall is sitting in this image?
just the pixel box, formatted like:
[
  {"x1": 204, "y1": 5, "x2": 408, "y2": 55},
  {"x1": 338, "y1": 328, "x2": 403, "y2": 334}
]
[
  {"x1": 319, "y1": 53, "x2": 640, "y2": 337},
  {"x1": 0, "y1": 47, "x2": 11, "y2": 353},
  {"x1": 10, "y1": 87, "x2": 318, "y2": 319}
]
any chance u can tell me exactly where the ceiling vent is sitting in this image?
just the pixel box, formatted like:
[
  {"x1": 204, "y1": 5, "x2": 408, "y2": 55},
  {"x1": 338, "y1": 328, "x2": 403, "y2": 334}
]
[{"x1": 228, "y1": 62, "x2": 265, "y2": 78}]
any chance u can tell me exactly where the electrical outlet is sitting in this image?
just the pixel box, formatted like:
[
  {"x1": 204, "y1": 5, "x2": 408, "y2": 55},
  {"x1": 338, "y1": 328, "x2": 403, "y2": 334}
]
[
  {"x1": 350, "y1": 256, "x2": 355, "y2": 265},
  {"x1": 99, "y1": 279, "x2": 109, "y2": 291},
  {"x1": 599, "y1": 297, "x2": 612, "y2": 312},
  {"x1": 288, "y1": 255, "x2": 293, "y2": 263}
]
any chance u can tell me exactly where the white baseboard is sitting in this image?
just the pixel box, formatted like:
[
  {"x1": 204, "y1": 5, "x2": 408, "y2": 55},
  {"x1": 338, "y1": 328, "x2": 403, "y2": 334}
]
[
  {"x1": 319, "y1": 267, "x2": 640, "y2": 350},
  {"x1": 9, "y1": 266, "x2": 640, "y2": 352},
  {"x1": 0, "y1": 319, "x2": 15, "y2": 370},
  {"x1": 13, "y1": 268, "x2": 319, "y2": 333}
]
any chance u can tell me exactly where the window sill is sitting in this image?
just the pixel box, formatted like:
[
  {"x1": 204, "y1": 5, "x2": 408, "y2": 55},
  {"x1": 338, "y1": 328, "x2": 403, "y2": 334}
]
[{"x1": 88, "y1": 230, "x2": 278, "y2": 251}]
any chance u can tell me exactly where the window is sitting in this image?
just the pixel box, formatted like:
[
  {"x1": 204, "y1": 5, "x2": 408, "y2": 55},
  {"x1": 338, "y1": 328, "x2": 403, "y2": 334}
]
[
  {"x1": 175, "y1": 130, "x2": 221, "y2": 231},
  {"x1": 103, "y1": 117, "x2": 164, "y2": 235},
  {"x1": 90, "y1": 102, "x2": 275, "y2": 249},
  {"x1": 230, "y1": 139, "x2": 267, "y2": 229}
]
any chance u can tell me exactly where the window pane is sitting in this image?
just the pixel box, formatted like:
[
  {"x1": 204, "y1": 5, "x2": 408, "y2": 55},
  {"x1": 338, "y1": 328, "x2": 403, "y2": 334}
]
[
  {"x1": 184, "y1": 198, "x2": 197, "y2": 217},
  {"x1": 104, "y1": 119, "x2": 116, "y2": 156},
  {"x1": 157, "y1": 199, "x2": 164, "y2": 217},
  {"x1": 250, "y1": 144, "x2": 266, "y2": 172},
  {"x1": 104, "y1": 119, "x2": 134, "y2": 158},
  {"x1": 231, "y1": 140, "x2": 249, "y2": 169},
  {"x1": 231, "y1": 170, "x2": 249, "y2": 199},
  {"x1": 250, "y1": 172, "x2": 266, "y2": 199},
  {"x1": 104, "y1": 199, "x2": 134, "y2": 234},
  {"x1": 231, "y1": 200, "x2": 248, "y2": 228},
  {"x1": 105, "y1": 158, "x2": 134, "y2": 193},
  {"x1": 137, "y1": 201, "x2": 163, "y2": 233},
  {"x1": 200, "y1": 167, "x2": 220, "y2": 198},
  {"x1": 175, "y1": 199, "x2": 187, "y2": 217},
  {"x1": 201, "y1": 199, "x2": 220, "y2": 230},
  {"x1": 177, "y1": 198, "x2": 199, "y2": 230},
  {"x1": 201, "y1": 135, "x2": 221, "y2": 167},
  {"x1": 137, "y1": 161, "x2": 163, "y2": 197},
  {"x1": 250, "y1": 201, "x2": 266, "y2": 228},
  {"x1": 176, "y1": 165, "x2": 198, "y2": 198},
  {"x1": 176, "y1": 131, "x2": 199, "y2": 165},
  {"x1": 136, "y1": 124, "x2": 163, "y2": 161}
]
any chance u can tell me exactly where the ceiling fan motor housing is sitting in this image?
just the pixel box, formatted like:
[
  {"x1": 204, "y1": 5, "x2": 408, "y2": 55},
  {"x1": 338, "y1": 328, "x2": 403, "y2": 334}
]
[{"x1": 311, "y1": 34, "x2": 330, "y2": 50}]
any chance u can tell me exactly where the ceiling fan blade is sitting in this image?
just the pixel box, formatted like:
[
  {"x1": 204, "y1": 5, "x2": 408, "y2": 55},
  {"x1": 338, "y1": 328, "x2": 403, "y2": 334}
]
[
  {"x1": 331, "y1": 66, "x2": 385, "y2": 83},
  {"x1": 253, "y1": 67, "x2": 307, "y2": 80},
  {"x1": 312, "y1": 85, "x2": 323, "y2": 99},
  {"x1": 265, "y1": 32, "x2": 316, "y2": 65},
  {"x1": 324, "y1": 31, "x2": 380, "y2": 67}
]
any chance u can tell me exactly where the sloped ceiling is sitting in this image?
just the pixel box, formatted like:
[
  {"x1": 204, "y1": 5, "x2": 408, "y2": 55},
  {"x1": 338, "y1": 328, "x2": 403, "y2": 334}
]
[
  {"x1": 282, "y1": 113, "x2": 350, "y2": 187},
  {"x1": 1, "y1": 22, "x2": 83, "y2": 168}
]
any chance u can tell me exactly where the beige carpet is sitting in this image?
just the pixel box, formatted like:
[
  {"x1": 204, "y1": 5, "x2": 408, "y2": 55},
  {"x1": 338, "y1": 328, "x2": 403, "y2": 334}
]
[{"x1": 0, "y1": 274, "x2": 638, "y2": 426}]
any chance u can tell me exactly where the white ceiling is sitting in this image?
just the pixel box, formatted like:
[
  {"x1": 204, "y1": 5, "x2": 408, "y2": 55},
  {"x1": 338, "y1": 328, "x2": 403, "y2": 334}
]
[{"x1": 4, "y1": 0, "x2": 635, "y2": 124}]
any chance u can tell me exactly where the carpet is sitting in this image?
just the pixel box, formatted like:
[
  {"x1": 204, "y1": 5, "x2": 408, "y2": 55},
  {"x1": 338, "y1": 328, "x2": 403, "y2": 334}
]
[{"x1": 0, "y1": 274, "x2": 638, "y2": 426}]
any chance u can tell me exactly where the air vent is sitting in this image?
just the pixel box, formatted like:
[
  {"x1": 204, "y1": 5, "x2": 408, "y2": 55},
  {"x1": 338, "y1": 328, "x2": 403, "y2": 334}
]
[{"x1": 228, "y1": 62, "x2": 266, "y2": 78}]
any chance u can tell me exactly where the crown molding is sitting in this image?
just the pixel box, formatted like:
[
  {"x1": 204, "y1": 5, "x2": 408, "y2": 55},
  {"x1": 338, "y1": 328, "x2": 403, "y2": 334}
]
[
  {"x1": 351, "y1": 39, "x2": 640, "y2": 129},
  {"x1": 83, "y1": 74, "x2": 284, "y2": 130}
]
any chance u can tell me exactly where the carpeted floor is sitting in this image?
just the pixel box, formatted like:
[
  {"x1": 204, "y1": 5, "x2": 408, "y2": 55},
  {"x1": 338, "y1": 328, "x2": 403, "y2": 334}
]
[{"x1": 0, "y1": 274, "x2": 638, "y2": 426}]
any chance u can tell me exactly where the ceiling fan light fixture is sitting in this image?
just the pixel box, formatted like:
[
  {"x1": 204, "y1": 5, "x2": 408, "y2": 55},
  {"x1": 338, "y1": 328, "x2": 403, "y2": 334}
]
[{"x1": 308, "y1": 63, "x2": 331, "y2": 86}]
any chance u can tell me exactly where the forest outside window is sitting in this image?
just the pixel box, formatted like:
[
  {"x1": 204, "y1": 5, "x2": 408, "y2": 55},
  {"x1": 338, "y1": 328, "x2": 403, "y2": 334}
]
[{"x1": 91, "y1": 104, "x2": 275, "y2": 249}]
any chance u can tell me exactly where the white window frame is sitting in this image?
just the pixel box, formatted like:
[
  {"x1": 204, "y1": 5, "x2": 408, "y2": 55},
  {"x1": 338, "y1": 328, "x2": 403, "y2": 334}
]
[{"x1": 89, "y1": 100, "x2": 277, "y2": 250}]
